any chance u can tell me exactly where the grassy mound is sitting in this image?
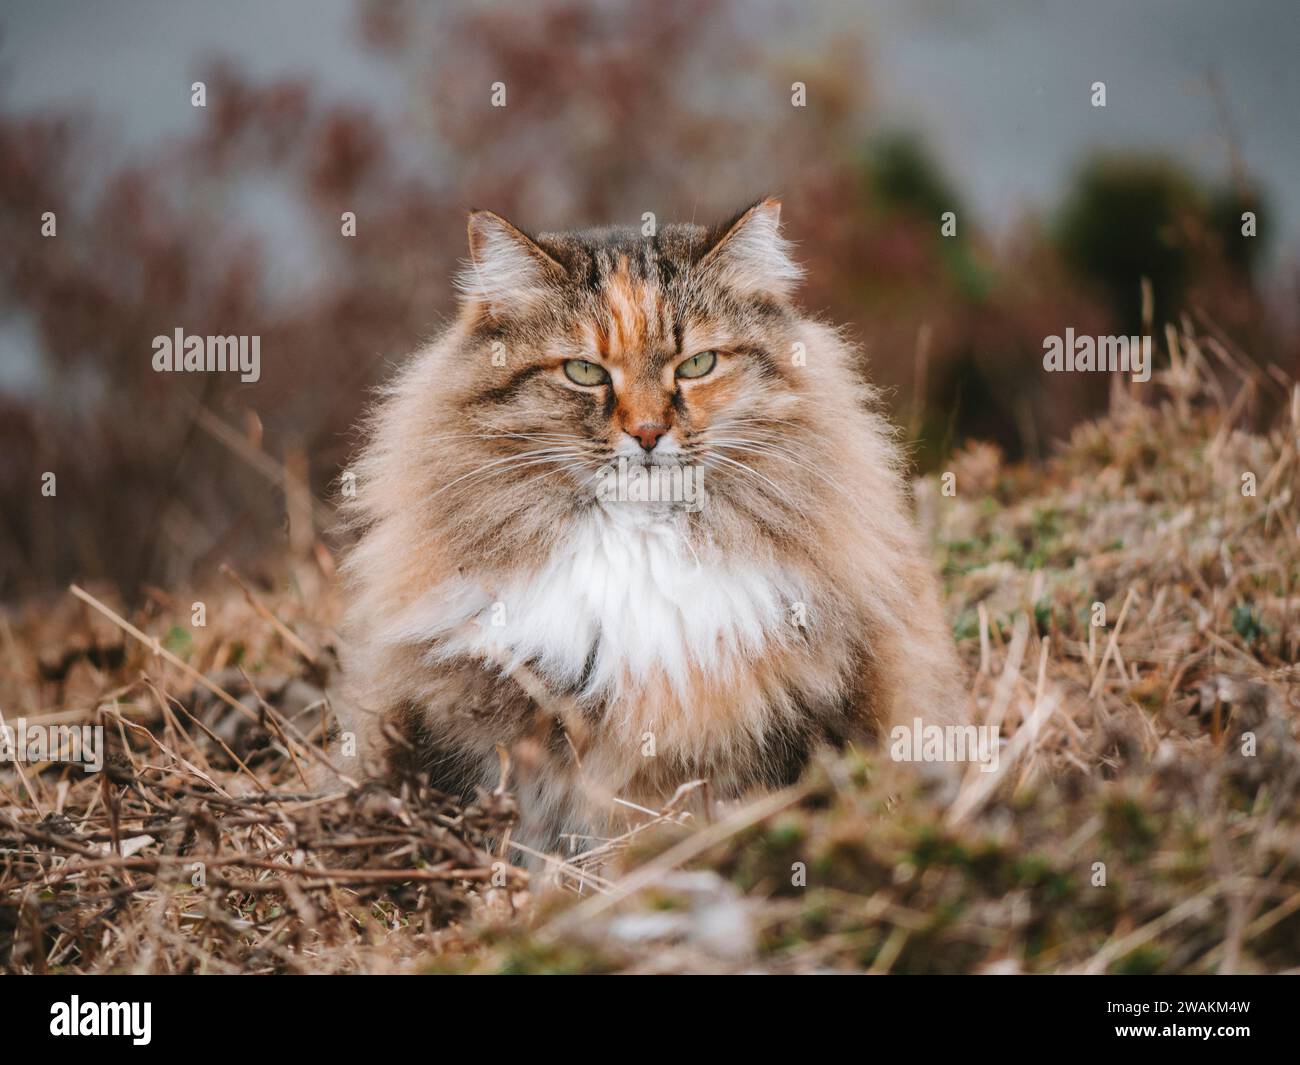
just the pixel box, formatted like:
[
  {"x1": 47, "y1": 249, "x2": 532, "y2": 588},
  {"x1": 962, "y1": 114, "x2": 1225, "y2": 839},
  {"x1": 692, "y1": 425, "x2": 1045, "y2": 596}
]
[{"x1": 3, "y1": 324, "x2": 1297, "y2": 973}]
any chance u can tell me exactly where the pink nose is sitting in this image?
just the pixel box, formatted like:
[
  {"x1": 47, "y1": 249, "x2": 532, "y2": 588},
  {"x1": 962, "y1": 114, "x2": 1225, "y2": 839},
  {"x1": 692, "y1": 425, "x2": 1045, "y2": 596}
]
[{"x1": 627, "y1": 424, "x2": 668, "y2": 451}]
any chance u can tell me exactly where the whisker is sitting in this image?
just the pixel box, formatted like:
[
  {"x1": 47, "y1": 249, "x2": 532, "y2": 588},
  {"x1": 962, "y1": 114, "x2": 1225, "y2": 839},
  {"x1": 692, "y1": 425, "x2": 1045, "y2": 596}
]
[
  {"x1": 701, "y1": 452, "x2": 803, "y2": 512},
  {"x1": 700, "y1": 433, "x2": 866, "y2": 511},
  {"x1": 422, "y1": 447, "x2": 589, "y2": 502}
]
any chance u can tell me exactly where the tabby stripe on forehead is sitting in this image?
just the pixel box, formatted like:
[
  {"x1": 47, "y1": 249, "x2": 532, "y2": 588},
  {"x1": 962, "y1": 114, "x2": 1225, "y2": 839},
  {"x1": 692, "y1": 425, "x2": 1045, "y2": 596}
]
[
  {"x1": 610, "y1": 296, "x2": 628, "y2": 355},
  {"x1": 655, "y1": 251, "x2": 680, "y2": 285},
  {"x1": 606, "y1": 264, "x2": 648, "y2": 356},
  {"x1": 580, "y1": 248, "x2": 601, "y2": 290},
  {"x1": 642, "y1": 283, "x2": 660, "y2": 352}
]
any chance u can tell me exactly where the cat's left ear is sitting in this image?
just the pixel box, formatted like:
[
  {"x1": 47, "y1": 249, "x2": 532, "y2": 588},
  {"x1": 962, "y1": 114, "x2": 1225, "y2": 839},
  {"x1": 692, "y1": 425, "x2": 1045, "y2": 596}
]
[
  {"x1": 457, "y1": 209, "x2": 565, "y2": 316},
  {"x1": 697, "y1": 198, "x2": 803, "y2": 300}
]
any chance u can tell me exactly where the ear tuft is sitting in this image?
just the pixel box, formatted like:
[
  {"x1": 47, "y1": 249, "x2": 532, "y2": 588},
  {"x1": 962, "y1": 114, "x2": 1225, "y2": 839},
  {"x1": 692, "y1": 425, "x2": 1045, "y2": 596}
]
[
  {"x1": 698, "y1": 198, "x2": 803, "y2": 299},
  {"x1": 456, "y1": 210, "x2": 563, "y2": 315}
]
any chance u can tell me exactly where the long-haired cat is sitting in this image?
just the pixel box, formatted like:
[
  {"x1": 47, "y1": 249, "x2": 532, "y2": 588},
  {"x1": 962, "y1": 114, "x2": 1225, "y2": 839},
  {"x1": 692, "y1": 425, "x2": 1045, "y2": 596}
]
[{"x1": 337, "y1": 199, "x2": 968, "y2": 860}]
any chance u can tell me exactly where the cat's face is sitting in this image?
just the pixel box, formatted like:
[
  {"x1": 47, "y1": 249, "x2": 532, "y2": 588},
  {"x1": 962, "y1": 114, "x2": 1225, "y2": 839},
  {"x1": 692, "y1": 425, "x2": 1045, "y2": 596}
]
[{"x1": 443, "y1": 200, "x2": 817, "y2": 527}]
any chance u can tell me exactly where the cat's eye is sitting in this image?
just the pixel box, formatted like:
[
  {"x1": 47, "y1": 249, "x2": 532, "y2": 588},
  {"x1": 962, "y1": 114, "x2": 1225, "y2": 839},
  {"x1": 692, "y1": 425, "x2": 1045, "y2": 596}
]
[
  {"x1": 676, "y1": 350, "x2": 717, "y2": 379},
  {"x1": 563, "y1": 359, "x2": 610, "y2": 386}
]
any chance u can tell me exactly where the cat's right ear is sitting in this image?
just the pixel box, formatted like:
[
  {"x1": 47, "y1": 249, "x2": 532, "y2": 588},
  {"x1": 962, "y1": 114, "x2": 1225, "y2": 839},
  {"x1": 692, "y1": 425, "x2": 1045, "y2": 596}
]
[
  {"x1": 456, "y1": 210, "x2": 564, "y2": 317},
  {"x1": 697, "y1": 198, "x2": 803, "y2": 300}
]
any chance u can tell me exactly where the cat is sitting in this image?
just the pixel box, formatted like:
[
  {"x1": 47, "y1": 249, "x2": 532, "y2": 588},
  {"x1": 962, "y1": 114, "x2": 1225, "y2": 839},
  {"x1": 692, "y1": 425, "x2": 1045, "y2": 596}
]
[{"x1": 335, "y1": 199, "x2": 969, "y2": 861}]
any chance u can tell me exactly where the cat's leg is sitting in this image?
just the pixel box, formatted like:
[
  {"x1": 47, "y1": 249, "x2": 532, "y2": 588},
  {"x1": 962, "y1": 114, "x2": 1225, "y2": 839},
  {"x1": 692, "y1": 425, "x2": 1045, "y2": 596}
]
[
  {"x1": 349, "y1": 653, "x2": 600, "y2": 864},
  {"x1": 861, "y1": 563, "x2": 972, "y2": 794}
]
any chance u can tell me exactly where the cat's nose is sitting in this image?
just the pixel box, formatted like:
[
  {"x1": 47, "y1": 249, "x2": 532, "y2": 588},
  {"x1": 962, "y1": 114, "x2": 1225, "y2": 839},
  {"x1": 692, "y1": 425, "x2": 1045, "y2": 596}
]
[{"x1": 627, "y1": 424, "x2": 669, "y2": 451}]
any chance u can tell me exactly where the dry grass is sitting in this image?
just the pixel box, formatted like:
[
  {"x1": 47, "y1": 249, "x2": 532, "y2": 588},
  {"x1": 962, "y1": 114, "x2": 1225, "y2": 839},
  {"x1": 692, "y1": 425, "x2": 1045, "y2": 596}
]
[{"x1": 3, "y1": 322, "x2": 1298, "y2": 973}]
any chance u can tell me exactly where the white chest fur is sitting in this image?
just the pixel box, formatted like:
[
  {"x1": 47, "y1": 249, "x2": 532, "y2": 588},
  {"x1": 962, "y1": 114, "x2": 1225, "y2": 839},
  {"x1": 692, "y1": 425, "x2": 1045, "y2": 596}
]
[{"x1": 382, "y1": 503, "x2": 802, "y2": 700}]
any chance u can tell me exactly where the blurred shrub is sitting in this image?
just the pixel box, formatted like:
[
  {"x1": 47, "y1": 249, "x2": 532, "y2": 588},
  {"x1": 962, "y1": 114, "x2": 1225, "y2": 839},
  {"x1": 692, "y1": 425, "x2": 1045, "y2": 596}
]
[
  {"x1": 0, "y1": 0, "x2": 1292, "y2": 598},
  {"x1": 1055, "y1": 155, "x2": 1269, "y2": 333}
]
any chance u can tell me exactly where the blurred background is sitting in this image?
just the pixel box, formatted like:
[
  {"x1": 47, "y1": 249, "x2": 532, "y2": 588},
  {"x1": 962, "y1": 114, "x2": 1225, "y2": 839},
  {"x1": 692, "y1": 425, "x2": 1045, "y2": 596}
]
[{"x1": 1, "y1": 0, "x2": 1297, "y2": 601}]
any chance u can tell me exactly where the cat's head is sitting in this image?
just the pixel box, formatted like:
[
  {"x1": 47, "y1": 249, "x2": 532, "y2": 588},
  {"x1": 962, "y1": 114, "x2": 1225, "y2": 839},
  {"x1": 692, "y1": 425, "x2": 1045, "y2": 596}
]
[{"x1": 432, "y1": 200, "x2": 835, "y2": 540}]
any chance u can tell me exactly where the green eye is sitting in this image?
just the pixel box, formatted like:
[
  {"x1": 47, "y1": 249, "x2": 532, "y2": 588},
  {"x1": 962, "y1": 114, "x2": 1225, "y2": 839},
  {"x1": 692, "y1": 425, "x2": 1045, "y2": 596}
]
[
  {"x1": 676, "y1": 350, "x2": 717, "y2": 379},
  {"x1": 563, "y1": 359, "x2": 610, "y2": 386}
]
